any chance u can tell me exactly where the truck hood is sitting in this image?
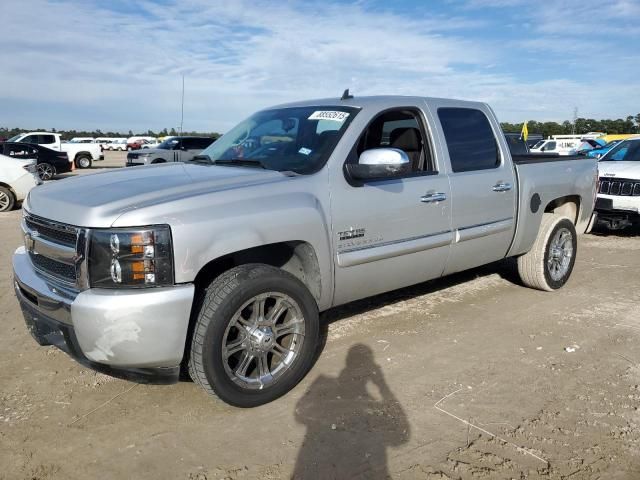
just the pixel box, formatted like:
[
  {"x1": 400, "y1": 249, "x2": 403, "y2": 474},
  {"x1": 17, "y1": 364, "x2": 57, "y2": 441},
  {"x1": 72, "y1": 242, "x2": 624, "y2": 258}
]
[
  {"x1": 25, "y1": 163, "x2": 287, "y2": 227},
  {"x1": 598, "y1": 161, "x2": 640, "y2": 179}
]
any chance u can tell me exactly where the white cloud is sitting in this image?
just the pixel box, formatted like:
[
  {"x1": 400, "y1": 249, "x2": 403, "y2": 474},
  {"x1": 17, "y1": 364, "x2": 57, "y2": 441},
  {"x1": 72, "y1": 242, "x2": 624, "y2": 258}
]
[{"x1": 0, "y1": 0, "x2": 638, "y2": 132}]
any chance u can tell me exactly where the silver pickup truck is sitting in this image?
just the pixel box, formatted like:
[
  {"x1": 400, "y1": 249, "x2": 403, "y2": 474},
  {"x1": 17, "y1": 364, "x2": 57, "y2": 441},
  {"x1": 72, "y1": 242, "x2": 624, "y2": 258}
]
[{"x1": 13, "y1": 95, "x2": 597, "y2": 407}]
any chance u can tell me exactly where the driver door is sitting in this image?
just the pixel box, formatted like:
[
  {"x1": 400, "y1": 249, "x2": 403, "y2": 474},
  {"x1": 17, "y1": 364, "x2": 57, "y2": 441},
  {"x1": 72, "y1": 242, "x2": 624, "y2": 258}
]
[{"x1": 331, "y1": 107, "x2": 453, "y2": 306}]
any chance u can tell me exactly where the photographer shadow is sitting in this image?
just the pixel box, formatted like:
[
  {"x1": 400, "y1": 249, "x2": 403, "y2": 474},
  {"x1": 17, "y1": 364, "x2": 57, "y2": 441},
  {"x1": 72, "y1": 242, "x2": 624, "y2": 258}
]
[{"x1": 292, "y1": 344, "x2": 410, "y2": 479}]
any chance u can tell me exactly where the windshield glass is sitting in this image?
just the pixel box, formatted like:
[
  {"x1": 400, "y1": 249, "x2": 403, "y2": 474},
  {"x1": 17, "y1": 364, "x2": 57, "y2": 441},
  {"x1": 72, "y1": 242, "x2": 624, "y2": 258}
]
[
  {"x1": 531, "y1": 140, "x2": 545, "y2": 149},
  {"x1": 156, "y1": 138, "x2": 179, "y2": 150},
  {"x1": 198, "y1": 106, "x2": 358, "y2": 174},
  {"x1": 600, "y1": 140, "x2": 640, "y2": 161},
  {"x1": 7, "y1": 134, "x2": 22, "y2": 142}
]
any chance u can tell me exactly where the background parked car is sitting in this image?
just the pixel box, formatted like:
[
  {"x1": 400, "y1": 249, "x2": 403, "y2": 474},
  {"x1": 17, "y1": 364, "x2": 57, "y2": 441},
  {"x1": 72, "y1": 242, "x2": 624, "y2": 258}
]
[
  {"x1": 587, "y1": 140, "x2": 621, "y2": 158},
  {"x1": 0, "y1": 142, "x2": 71, "y2": 180},
  {"x1": 141, "y1": 138, "x2": 160, "y2": 149},
  {"x1": 126, "y1": 136, "x2": 156, "y2": 151},
  {"x1": 126, "y1": 136, "x2": 216, "y2": 166},
  {"x1": 106, "y1": 138, "x2": 128, "y2": 151},
  {"x1": 0, "y1": 153, "x2": 39, "y2": 211},
  {"x1": 6, "y1": 132, "x2": 103, "y2": 169}
]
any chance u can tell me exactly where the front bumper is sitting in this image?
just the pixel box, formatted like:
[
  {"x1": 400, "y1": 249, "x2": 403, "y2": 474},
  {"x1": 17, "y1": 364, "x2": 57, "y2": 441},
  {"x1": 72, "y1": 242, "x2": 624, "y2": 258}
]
[
  {"x1": 595, "y1": 196, "x2": 640, "y2": 229},
  {"x1": 13, "y1": 246, "x2": 195, "y2": 384}
]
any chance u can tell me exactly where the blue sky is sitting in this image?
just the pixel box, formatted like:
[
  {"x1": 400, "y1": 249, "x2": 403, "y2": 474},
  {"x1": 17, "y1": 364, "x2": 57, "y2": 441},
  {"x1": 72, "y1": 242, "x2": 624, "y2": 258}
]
[{"x1": 1, "y1": 0, "x2": 639, "y2": 133}]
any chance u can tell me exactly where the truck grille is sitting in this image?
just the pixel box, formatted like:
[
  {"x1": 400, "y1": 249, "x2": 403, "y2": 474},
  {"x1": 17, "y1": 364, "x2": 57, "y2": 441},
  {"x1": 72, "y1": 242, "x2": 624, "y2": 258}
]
[
  {"x1": 30, "y1": 253, "x2": 77, "y2": 282},
  {"x1": 25, "y1": 216, "x2": 77, "y2": 247},
  {"x1": 598, "y1": 178, "x2": 640, "y2": 197},
  {"x1": 23, "y1": 213, "x2": 83, "y2": 287}
]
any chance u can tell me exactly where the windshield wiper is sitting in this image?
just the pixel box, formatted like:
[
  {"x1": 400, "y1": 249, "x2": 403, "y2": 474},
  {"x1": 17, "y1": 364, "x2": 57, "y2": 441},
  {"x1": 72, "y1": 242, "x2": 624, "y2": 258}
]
[
  {"x1": 188, "y1": 154, "x2": 214, "y2": 165},
  {"x1": 214, "y1": 159, "x2": 267, "y2": 169}
]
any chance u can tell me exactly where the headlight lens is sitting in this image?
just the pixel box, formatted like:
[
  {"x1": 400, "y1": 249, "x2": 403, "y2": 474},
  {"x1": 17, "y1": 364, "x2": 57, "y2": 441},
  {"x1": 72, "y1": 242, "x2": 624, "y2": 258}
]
[{"x1": 89, "y1": 226, "x2": 173, "y2": 288}]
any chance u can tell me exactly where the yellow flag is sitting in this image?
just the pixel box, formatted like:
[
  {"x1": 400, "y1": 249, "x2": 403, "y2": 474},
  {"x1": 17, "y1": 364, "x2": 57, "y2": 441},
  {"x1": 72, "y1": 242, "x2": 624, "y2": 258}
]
[{"x1": 521, "y1": 121, "x2": 529, "y2": 141}]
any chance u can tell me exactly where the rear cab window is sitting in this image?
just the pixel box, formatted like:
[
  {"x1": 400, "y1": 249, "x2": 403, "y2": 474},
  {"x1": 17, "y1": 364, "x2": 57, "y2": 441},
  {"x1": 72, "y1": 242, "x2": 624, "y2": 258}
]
[{"x1": 437, "y1": 107, "x2": 500, "y2": 172}]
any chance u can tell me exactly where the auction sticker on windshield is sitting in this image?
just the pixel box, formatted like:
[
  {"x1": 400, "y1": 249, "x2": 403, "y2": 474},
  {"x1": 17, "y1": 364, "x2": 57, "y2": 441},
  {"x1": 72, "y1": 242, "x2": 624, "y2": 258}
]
[{"x1": 308, "y1": 111, "x2": 350, "y2": 122}]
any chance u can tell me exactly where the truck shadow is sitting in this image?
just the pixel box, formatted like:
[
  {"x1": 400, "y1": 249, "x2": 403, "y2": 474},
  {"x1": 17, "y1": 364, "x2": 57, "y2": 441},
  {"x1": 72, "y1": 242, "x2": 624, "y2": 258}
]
[{"x1": 292, "y1": 343, "x2": 410, "y2": 479}]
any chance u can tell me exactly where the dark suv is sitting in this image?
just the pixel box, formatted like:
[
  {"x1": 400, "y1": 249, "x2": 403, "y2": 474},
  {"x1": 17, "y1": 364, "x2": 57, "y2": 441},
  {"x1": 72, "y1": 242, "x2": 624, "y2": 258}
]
[{"x1": 126, "y1": 136, "x2": 215, "y2": 166}]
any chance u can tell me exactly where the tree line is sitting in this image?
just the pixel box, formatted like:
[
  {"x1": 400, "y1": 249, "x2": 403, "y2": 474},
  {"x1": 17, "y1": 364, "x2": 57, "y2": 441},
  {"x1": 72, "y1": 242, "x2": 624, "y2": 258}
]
[
  {"x1": 0, "y1": 127, "x2": 221, "y2": 141},
  {"x1": 501, "y1": 114, "x2": 640, "y2": 139}
]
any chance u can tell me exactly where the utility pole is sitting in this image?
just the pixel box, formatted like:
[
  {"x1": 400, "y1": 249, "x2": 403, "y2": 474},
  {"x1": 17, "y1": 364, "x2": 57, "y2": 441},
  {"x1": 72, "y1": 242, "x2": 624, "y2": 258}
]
[
  {"x1": 179, "y1": 75, "x2": 185, "y2": 138},
  {"x1": 571, "y1": 106, "x2": 578, "y2": 135}
]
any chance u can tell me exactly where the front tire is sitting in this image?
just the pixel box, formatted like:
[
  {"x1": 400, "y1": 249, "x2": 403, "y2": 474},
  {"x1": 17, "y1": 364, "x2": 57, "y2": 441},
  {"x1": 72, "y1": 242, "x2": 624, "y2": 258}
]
[
  {"x1": 517, "y1": 214, "x2": 577, "y2": 291},
  {"x1": 75, "y1": 155, "x2": 92, "y2": 169},
  {"x1": 188, "y1": 264, "x2": 319, "y2": 407},
  {"x1": 0, "y1": 186, "x2": 15, "y2": 212}
]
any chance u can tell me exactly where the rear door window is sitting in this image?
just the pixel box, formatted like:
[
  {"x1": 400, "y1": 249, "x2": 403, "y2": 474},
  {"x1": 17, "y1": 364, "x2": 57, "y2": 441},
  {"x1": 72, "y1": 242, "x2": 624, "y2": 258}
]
[
  {"x1": 38, "y1": 135, "x2": 56, "y2": 144},
  {"x1": 438, "y1": 108, "x2": 499, "y2": 172}
]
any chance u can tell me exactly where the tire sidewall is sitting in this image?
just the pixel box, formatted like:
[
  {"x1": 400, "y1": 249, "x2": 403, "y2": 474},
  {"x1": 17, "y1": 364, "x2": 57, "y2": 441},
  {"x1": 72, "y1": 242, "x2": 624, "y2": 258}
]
[
  {"x1": 542, "y1": 218, "x2": 577, "y2": 290},
  {"x1": 199, "y1": 268, "x2": 319, "y2": 407},
  {"x1": 76, "y1": 155, "x2": 91, "y2": 169},
  {"x1": 0, "y1": 186, "x2": 15, "y2": 212}
]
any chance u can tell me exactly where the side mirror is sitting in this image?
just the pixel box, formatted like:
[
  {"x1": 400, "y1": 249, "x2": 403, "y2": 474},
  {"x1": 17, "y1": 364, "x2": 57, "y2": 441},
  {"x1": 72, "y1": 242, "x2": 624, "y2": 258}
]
[{"x1": 345, "y1": 148, "x2": 411, "y2": 181}]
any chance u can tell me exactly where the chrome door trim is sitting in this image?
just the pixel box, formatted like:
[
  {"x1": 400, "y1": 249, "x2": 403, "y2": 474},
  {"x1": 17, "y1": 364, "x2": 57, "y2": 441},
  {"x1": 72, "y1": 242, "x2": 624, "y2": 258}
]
[
  {"x1": 455, "y1": 218, "x2": 514, "y2": 243},
  {"x1": 337, "y1": 230, "x2": 453, "y2": 268}
]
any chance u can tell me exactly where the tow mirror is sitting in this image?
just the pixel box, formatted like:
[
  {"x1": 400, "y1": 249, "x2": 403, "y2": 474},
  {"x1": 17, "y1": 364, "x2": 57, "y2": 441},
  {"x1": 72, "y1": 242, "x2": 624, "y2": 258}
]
[{"x1": 345, "y1": 148, "x2": 411, "y2": 181}]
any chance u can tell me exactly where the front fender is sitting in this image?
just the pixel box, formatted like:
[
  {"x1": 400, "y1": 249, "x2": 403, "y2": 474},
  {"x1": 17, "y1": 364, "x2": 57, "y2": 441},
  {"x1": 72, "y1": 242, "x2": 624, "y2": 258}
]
[{"x1": 175, "y1": 193, "x2": 332, "y2": 308}]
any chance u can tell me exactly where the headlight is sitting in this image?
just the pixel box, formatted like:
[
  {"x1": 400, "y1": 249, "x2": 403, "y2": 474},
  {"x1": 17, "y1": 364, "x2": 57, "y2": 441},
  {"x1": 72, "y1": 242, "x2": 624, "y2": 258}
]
[{"x1": 88, "y1": 226, "x2": 173, "y2": 288}]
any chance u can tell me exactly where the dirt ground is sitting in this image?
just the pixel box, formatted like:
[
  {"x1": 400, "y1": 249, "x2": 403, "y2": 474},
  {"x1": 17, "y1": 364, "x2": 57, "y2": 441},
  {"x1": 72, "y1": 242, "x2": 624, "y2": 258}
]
[{"x1": 1, "y1": 153, "x2": 640, "y2": 479}]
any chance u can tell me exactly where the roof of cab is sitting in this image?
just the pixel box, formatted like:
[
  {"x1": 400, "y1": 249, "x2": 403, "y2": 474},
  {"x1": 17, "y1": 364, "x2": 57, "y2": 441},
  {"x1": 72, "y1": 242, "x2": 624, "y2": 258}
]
[{"x1": 267, "y1": 95, "x2": 490, "y2": 112}]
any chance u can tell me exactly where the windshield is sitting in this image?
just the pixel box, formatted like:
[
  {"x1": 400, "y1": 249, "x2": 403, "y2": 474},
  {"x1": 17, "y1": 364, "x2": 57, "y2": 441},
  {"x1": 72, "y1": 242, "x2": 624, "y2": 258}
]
[
  {"x1": 531, "y1": 140, "x2": 545, "y2": 149},
  {"x1": 7, "y1": 134, "x2": 22, "y2": 142},
  {"x1": 198, "y1": 106, "x2": 358, "y2": 174},
  {"x1": 600, "y1": 140, "x2": 640, "y2": 162}
]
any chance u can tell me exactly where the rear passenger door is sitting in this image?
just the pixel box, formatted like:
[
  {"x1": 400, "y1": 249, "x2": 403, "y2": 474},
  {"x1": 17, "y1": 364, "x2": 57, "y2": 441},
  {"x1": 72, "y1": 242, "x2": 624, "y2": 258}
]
[{"x1": 434, "y1": 106, "x2": 517, "y2": 275}]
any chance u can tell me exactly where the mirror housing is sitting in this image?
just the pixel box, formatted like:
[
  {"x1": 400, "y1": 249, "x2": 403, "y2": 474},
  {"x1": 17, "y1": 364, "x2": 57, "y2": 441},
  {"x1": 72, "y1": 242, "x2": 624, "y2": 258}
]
[{"x1": 345, "y1": 148, "x2": 411, "y2": 181}]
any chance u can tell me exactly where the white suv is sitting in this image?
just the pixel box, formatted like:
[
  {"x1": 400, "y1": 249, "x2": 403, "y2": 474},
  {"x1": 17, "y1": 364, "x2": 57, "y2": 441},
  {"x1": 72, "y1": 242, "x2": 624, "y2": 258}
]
[{"x1": 595, "y1": 137, "x2": 640, "y2": 230}]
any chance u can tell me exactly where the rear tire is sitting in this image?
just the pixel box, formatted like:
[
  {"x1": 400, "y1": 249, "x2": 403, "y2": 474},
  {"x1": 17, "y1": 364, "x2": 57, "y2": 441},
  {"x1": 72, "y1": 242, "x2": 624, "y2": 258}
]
[
  {"x1": 517, "y1": 214, "x2": 577, "y2": 291},
  {"x1": 188, "y1": 264, "x2": 319, "y2": 407},
  {"x1": 36, "y1": 162, "x2": 56, "y2": 181},
  {"x1": 0, "y1": 186, "x2": 16, "y2": 212},
  {"x1": 75, "y1": 155, "x2": 92, "y2": 169}
]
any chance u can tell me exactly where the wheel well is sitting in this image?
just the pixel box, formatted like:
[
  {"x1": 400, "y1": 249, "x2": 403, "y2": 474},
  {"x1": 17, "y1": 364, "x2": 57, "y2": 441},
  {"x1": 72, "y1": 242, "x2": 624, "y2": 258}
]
[
  {"x1": 74, "y1": 151, "x2": 91, "y2": 160},
  {"x1": 193, "y1": 241, "x2": 322, "y2": 303},
  {"x1": 0, "y1": 182, "x2": 16, "y2": 196},
  {"x1": 544, "y1": 195, "x2": 580, "y2": 224},
  {"x1": 181, "y1": 242, "x2": 322, "y2": 372},
  {"x1": 152, "y1": 158, "x2": 166, "y2": 164}
]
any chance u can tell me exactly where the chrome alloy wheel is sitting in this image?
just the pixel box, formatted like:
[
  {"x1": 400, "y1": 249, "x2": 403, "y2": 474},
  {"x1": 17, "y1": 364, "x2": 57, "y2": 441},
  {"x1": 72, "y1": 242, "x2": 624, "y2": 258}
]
[
  {"x1": 548, "y1": 227, "x2": 573, "y2": 281},
  {"x1": 37, "y1": 163, "x2": 55, "y2": 181},
  {"x1": 0, "y1": 190, "x2": 10, "y2": 211},
  {"x1": 222, "y1": 292, "x2": 305, "y2": 390}
]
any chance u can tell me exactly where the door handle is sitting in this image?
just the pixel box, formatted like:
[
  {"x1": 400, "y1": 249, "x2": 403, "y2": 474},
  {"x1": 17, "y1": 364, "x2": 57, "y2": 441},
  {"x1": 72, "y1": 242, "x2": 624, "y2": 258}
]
[
  {"x1": 420, "y1": 192, "x2": 447, "y2": 203},
  {"x1": 492, "y1": 182, "x2": 512, "y2": 192}
]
